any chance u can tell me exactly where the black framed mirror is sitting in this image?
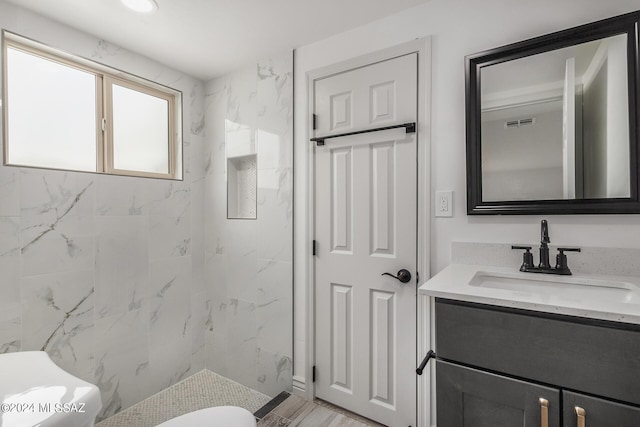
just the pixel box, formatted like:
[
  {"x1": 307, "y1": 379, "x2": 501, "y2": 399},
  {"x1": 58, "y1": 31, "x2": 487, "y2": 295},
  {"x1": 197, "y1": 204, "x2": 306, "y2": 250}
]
[{"x1": 466, "y1": 11, "x2": 640, "y2": 215}]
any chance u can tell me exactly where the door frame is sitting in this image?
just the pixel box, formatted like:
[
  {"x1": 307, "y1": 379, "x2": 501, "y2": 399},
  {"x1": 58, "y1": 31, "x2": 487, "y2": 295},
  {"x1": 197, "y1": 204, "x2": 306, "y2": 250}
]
[{"x1": 301, "y1": 37, "x2": 432, "y2": 427}]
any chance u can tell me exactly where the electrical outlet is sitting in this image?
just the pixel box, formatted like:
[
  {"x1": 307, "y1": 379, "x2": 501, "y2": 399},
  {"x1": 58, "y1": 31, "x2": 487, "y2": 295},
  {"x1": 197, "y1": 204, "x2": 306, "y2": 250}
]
[{"x1": 435, "y1": 190, "x2": 453, "y2": 217}]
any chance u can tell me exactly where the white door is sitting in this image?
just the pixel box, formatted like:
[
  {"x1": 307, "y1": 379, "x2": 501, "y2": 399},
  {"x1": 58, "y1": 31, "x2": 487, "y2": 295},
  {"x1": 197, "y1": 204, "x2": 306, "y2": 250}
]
[{"x1": 314, "y1": 53, "x2": 418, "y2": 427}]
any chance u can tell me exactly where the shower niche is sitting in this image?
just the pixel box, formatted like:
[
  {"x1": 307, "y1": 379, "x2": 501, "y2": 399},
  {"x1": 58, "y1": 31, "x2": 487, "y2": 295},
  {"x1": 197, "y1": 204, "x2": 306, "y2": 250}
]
[{"x1": 227, "y1": 153, "x2": 257, "y2": 219}]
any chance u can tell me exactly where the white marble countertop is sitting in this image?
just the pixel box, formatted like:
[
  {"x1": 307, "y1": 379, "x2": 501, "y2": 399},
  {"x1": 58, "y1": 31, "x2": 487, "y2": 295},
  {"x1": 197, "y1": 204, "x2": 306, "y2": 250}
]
[{"x1": 419, "y1": 264, "x2": 640, "y2": 325}]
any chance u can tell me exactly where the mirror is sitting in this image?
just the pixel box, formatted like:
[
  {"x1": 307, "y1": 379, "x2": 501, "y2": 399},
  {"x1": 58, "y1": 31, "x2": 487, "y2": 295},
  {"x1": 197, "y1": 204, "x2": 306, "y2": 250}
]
[
  {"x1": 482, "y1": 35, "x2": 629, "y2": 201},
  {"x1": 466, "y1": 11, "x2": 640, "y2": 214}
]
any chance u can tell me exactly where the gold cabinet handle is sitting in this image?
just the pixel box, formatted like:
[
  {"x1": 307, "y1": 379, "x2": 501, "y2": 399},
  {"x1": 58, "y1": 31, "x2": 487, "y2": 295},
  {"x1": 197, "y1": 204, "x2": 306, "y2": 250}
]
[
  {"x1": 575, "y1": 406, "x2": 586, "y2": 427},
  {"x1": 539, "y1": 398, "x2": 549, "y2": 427}
]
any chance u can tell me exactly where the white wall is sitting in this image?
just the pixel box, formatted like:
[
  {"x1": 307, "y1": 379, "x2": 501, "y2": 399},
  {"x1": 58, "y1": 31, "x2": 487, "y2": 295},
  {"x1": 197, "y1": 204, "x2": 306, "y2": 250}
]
[
  {"x1": 482, "y1": 109, "x2": 564, "y2": 201},
  {"x1": 293, "y1": 0, "x2": 640, "y2": 390},
  {"x1": 203, "y1": 53, "x2": 293, "y2": 397},
  {"x1": 583, "y1": 58, "x2": 608, "y2": 198}
]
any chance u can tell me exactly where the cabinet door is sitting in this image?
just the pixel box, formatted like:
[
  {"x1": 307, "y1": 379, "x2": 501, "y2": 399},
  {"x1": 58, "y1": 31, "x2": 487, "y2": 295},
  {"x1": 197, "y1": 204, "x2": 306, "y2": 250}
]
[
  {"x1": 563, "y1": 391, "x2": 640, "y2": 427},
  {"x1": 437, "y1": 361, "x2": 560, "y2": 427}
]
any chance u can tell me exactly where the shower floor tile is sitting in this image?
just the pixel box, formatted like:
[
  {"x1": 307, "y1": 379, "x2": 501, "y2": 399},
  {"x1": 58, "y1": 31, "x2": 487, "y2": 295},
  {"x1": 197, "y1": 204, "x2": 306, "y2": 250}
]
[
  {"x1": 97, "y1": 370, "x2": 384, "y2": 427},
  {"x1": 96, "y1": 369, "x2": 271, "y2": 427}
]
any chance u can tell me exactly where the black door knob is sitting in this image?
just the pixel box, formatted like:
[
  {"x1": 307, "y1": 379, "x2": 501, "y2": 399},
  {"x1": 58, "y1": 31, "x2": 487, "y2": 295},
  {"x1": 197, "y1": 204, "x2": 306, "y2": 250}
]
[{"x1": 381, "y1": 269, "x2": 412, "y2": 283}]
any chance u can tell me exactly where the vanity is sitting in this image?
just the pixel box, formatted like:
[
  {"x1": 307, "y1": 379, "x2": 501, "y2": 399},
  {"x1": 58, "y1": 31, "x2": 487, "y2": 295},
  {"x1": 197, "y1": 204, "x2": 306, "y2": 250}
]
[
  {"x1": 420, "y1": 263, "x2": 640, "y2": 426},
  {"x1": 424, "y1": 8, "x2": 640, "y2": 425}
]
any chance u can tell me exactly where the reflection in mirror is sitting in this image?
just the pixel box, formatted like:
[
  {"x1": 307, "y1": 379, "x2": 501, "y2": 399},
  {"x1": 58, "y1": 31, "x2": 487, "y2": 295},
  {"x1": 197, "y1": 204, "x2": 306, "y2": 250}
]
[{"x1": 480, "y1": 34, "x2": 630, "y2": 202}]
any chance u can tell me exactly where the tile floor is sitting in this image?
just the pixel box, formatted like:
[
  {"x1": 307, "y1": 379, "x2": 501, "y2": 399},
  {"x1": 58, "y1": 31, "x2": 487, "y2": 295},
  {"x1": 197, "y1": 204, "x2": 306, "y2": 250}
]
[
  {"x1": 256, "y1": 394, "x2": 385, "y2": 426},
  {"x1": 96, "y1": 369, "x2": 384, "y2": 427}
]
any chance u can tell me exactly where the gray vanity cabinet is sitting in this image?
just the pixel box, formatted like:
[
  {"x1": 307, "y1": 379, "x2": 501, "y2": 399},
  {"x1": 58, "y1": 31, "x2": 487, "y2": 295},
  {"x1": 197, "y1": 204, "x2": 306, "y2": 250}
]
[
  {"x1": 562, "y1": 391, "x2": 640, "y2": 427},
  {"x1": 434, "y1": 299, "x2": 640, "y2": 427},
  {"x1": 437, "y1": 361, "x2": 560, "y2": 426}
]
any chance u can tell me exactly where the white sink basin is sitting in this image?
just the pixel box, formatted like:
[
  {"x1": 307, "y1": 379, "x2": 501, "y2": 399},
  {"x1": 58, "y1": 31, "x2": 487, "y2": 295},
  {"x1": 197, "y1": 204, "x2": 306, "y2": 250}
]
[
  {"x1": 419, "y1": 264, "x2": 640, "y2": 325},
  {"x1": 469, "y1": 271, "x2": 639, "y2": 304}
]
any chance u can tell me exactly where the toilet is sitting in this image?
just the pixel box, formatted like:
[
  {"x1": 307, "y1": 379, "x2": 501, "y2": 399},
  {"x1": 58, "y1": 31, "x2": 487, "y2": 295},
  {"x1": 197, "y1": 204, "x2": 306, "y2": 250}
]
[
  {"x1": 0, "y1": 351, "x2": 102, "y2": 427},
  {"x1": 156, "y1": 406, "x2": 257, "y2": 427}
]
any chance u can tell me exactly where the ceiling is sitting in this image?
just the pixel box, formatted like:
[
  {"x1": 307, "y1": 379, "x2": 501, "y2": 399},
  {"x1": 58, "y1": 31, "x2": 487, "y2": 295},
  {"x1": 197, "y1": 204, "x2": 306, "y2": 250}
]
[
  {"x1": 6, "y1": 0, "x2": 431, "y2": 81},
  {"x1": 481, "y1": 37, "x2": 605, "y2": 95}
]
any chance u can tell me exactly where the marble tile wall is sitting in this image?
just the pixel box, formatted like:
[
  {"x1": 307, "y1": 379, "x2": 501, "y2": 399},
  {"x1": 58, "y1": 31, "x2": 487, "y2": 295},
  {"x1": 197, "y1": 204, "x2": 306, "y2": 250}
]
[
  {"x1": 0, "y1": 2, "x2": 206, "y2": 421},
  {"x1": 204, "y1": 52, "x2": 293, "y2": 397}
]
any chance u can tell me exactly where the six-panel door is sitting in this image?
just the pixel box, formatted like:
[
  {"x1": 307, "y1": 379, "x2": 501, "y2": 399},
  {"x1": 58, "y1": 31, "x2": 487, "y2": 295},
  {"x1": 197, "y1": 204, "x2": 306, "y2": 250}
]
[{"x1": 314, "y1": 53, "x2": 418, "y2": 427}]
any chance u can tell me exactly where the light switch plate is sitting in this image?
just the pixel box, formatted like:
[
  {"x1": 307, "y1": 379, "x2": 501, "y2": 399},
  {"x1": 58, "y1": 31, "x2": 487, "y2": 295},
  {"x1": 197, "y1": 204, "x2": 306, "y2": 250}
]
[{"x1": 435, "y1": 190, "x2": 453, "y2": 217}]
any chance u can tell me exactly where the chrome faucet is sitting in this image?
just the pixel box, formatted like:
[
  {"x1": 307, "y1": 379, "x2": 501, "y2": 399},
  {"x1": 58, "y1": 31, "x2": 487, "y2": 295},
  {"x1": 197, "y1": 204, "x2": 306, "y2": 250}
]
[{"x1": 512, "y1": 219, "x2": 581, "y2": 275}]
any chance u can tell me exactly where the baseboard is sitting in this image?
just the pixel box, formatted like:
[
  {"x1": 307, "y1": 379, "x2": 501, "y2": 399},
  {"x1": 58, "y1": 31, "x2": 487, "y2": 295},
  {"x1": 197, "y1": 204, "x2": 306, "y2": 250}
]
[{"x1": 292, "y1": 375, "x2": 306, "y2": 397}]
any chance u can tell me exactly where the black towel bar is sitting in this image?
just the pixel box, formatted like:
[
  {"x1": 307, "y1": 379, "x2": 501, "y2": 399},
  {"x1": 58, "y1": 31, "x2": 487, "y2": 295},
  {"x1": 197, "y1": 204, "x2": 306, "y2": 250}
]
[{"x1": 311, "y1": 122, "x2": 416, "y2": 146}]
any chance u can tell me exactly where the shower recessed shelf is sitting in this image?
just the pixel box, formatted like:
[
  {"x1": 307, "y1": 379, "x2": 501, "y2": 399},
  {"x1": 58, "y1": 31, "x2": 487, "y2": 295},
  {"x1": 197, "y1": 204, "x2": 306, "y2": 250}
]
[{"x1": 227, "y1": 153, "x2": 257, "y2": 219}]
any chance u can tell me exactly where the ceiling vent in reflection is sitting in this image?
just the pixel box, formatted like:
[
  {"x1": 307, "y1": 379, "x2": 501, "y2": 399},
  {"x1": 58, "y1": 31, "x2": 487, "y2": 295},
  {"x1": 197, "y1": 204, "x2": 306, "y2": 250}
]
[{"x1": 505, "y1": 117, "x2": 535, "y2": 128}]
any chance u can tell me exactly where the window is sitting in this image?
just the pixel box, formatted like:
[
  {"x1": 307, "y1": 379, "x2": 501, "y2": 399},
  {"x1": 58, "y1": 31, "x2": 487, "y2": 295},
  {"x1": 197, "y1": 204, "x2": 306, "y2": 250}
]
[{"x1": 2, "y1": 31, "x2": 181, "y2": 179}]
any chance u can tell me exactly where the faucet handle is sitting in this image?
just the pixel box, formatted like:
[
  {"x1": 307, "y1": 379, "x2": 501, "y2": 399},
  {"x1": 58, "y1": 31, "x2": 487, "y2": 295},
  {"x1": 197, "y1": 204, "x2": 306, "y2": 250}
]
[
  {"x1": 555, "y1": 247, "x2": 581, "y2": 275},
  {"x1": 557, "y1": 247, "x2": 581, "y2": 253},
  {"x1": 512, "y1": 245, "x2": 534, "y2": 270}
]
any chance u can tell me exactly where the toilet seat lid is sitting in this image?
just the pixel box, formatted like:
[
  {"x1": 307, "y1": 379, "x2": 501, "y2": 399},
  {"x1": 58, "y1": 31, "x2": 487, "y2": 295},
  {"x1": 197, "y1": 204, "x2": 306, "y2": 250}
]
[{"x1": 0, "y1": 351, "x2": 102, "y2": 427}]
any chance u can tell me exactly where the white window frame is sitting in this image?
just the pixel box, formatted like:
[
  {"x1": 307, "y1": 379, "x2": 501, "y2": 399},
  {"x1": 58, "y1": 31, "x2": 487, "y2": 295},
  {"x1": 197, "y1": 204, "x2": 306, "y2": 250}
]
[{"x1": 2, "y1": 31, "x2": 182, "y2": 180}]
